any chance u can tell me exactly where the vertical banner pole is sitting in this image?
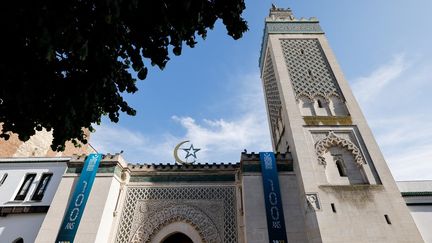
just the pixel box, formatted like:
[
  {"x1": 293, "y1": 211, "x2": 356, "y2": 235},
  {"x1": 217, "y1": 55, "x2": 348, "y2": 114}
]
[
  {"x1": 56, "y1": 153, "x2": 102, "y2": 243},
  {"x1": 259, "y1": 152, "x2": 288, "y2": 243}
]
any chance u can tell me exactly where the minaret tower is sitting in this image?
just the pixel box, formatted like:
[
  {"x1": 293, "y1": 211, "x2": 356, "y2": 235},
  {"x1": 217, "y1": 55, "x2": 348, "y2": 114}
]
[{"x1": 260, "y1": 6, "x2": 423, "y2": 242}]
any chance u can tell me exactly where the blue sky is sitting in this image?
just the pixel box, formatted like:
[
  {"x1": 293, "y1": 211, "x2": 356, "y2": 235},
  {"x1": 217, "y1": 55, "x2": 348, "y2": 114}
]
[{"x1": 91, "y1": 0, "x2": 432, "y2": 181}]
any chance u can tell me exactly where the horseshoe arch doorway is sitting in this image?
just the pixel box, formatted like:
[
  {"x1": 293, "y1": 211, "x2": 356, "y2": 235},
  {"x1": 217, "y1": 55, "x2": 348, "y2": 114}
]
[{"x1": 162, "y1": 232, "x2": 193, "y2": 243}]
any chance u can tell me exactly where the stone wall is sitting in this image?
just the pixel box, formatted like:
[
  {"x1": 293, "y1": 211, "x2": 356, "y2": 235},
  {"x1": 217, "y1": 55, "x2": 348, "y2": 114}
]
[{"x1": 0, "y1": 124, "x2": 95, "y2": 157}]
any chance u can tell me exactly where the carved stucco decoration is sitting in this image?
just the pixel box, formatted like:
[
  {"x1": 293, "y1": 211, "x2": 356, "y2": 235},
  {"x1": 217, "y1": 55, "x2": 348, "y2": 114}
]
[
  {"x1": 305, "y1": 193, "x2": 321, "y2": 211},
  {"x1": 114, "y1": 186, "x2": 237, "y2": 243},
  {"x1": 130, "y1": 204, "x2": 222, "y2": 243},
  {"x1": 315, "y1": 131, "x2": 365, "y2": 167},
  {"x1": 280, "y1": 39, "x2": 343, "y2": 102},
  {"x1": 263, "y1": 51, "x2": 282, "y2": 138}
]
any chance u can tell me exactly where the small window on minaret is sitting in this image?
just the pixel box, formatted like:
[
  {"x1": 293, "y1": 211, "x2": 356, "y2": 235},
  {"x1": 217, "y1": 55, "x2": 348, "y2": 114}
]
[
  {"x1": 336, "y1": 161, "x2": 347, "y2": 177},
  {"x1": 300, "y1": 49, "x2": 305, "y2": 55},
  {"x1": 308, "y1": 70, "x2": 314, "y2": 81},
  {"x1": 331, "y1": 203, "x2": 337, "y2": 213},
  {"x1": 384, "y1": 215, "x2": 392, "y2": 225},
  {"x1": 317, "y1": 99, "x2": 323, "y2": 108},
  {"x1": 334, "y1": 156, "x2": 347, "y2": 177}
]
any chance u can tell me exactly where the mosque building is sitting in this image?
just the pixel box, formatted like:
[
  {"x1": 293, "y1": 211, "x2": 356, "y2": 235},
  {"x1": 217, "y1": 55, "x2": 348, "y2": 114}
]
[{"x1": 1, "y1": 6, "x2": 431, "y2": 243}]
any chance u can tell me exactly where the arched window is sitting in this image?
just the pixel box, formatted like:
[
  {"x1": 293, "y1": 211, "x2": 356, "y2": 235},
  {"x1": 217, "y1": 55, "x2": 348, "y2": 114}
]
[
  {"x1": 298, "y1": 96, "x2": 314, "y2": 116},
  {"x1": 315, "y1": 98, "x2": 331, "y2": 116},
  {"x1": 329, "y1": 96, "x2": 349, "y2": 116},
  {"x1": 335, "y1": 158, "x2": 347, "y2": 177},
  {"x1": 13, "y1": 237, "x2": 24, "y2": 243},
  {"x1": 163, "y1": 232, "x2": 193, "y2": 243}
]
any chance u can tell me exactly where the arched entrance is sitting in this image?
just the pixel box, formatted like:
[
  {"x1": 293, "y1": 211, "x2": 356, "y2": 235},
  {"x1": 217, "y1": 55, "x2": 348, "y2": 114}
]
[
  {"x1": 162, "y1": 232, "x2": 193, "y2": 243},
  {"x1": 150, "y1": 221, "x2": 204, "y2": 243},
  {"x1": 132, "y1": 204, "x2": 221, "y2": 243}
]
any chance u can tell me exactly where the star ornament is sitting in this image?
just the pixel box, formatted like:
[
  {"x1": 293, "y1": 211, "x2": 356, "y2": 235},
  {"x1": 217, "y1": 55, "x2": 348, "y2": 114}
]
[{"x1": 182, "y1": 144, "x2": 201, "y2": 160}]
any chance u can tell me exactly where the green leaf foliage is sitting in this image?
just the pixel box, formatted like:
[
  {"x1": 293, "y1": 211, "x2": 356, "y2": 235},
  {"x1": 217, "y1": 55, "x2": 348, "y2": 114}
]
[{"x1": 0, "y1": 0, "x2": 248, "y2": 151}]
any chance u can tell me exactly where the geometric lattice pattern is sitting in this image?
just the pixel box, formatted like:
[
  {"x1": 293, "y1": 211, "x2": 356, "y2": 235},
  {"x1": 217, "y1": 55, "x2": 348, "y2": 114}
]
[
  {"x1": 281, "y1": 39, "x2": 343, "y2": 101},
  {"x1": 262, "y1": 51, "x2": 282, "y2": 135},
  {"x1": 114, "y1": 186, "x2": 237, "y2": 243}
]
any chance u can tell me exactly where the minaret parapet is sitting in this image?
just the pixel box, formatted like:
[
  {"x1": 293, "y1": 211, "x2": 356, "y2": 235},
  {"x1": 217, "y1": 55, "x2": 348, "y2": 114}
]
[
  {"x1": 267, "y1": 5, "x2": 318, "y2": 22},
  {"x1": 259, "y1": 6, "x2": 323, "y2": 71},
  {"x1": 268, "y1": 5, "x2": 295, "y2": 21}
]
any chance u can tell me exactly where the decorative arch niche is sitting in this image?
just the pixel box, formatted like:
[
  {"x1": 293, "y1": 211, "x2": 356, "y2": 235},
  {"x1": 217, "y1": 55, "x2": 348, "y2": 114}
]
[
  {"x1": 297, "y1": 95, "x2": 315, "y2": 116},
  {"x1": 315, "y1": 131, "x2": 368, "y2": 185},
  {"x1": 130, "y1": 204, "x2": 221, "y2": 243},
  {"x1": 328, "y1": 95, "x2": 348, "y2": 116},
  {"x1": 315, "y1": 131, "x2": 365, "y2": 167}
]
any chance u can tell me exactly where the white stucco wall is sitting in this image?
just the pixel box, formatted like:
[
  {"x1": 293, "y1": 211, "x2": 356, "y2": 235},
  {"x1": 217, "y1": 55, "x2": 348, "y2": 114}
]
[
  {"x1": 0, "y1": 214, "x2": 46, "y2": 243},
  {"x1": 0, "y1": 159, "x2": 68, "y2": 243},
  {"x1": 397, "y1": 181, "x2": 432, "y2": 243},
  {"x1": 242, "y1": 172, "x2": 308, "y2": 243},
  {"x1": 408, "y1": 205, "x2": 432, "y2": 243}
]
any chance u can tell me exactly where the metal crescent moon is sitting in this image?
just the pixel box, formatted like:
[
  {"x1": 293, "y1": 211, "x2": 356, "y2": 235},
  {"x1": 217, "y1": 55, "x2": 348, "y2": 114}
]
[{"x1": 173, "y1": 140, "x2": 190, "y2": 165}]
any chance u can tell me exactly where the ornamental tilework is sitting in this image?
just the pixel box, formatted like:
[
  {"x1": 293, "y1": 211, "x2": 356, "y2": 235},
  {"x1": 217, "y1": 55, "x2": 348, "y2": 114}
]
[
  {"x1": 280, "y1": 39, "x2": 343, "y2": 101},
  {"x1": 263, "y1": 52, "x2": 282, "y2": 136},
  {"x1": 115, "y1": 186, "x2": 237, "y2": 243},
  {"x1": 267, "y1": 22, "x2": 323, "y2": 33}
]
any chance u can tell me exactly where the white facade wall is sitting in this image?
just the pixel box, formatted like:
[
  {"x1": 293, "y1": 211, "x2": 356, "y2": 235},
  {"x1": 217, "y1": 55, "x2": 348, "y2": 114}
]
[
  {"x1": 398, "y1": 181, "x2": 432, "y2": 243},
  {"x1": 242, "y1": 172, "x2": 308, "y2": 243},
  {"x1": 0, "y1": 158, "x2": 68, "y2": 243},
  {"x1": 36, "y1": 156, "x2": 126, "y2": 243},
  {"x1": 0, "y1": 214, "x2": 46, "y2": 243}
]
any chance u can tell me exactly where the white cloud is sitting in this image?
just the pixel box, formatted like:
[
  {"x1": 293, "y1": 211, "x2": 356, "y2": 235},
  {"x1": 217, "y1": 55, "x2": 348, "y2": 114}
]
[
  {"x1": 91, "y1": 124, "x2": 177, "y2": 163},
  {"x1": 91, "y1": 70, "x2": 272, "y2": 163},
  {"x1": 352, "y1": 54, "x2": 432, "y2": 180},
  {"x1": 172, "y1": 113, "x2": 271, "y2": 162},
  {"x1": 387, "y1": 144, "x2": 432, "y2": 181},
  {"x1": 352, "y1": 54, "x2": 408, "y2": 103}
]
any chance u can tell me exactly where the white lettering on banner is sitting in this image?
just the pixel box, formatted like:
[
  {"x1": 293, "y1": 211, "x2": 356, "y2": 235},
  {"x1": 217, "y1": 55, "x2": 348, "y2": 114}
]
[
  {"x1": 261, "y1": 152, "x2": 287, "y2": 241},
  {"x1": 271, "y1": 206, "x2": 280, "y2": 220},
  {"x1": 267, "y1": 169, "x2": 281, "y2": 229},
  {"x1": 268, "y1": 179, "x2": 274, "y2": 190},
  {"x1": 267, "y1": 173, "x2": 281, "y2": 228},
  {"x1": 272, "y1": 220, "x2": 281, "y2": 229},
  {"x1": 66, "y1": 179, "x2": 89, "y2": 230},
  {"x1": 86, "y1": 155, "x2": 98, "y2": 171},
  {"x1": 264, "y1": 153, "x2": 273, "y2": 170},
  {"x1": 65, "y1": 222, "x2": 75, "y2": 230},
  {"x1": 75, "y1": 194, "x2": 84, "y2": 207},
  {"x1": 269, "y1": 192, "x2": 277, "y2": 205},
  {"x1": 69, "y1": 208, "x2": 79, "y2": 222}
]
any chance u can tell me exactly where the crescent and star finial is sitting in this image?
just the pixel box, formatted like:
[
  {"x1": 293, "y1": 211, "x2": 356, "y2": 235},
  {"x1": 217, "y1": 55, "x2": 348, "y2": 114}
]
[{"x1": 173, "y1": 140, "x2": 201, "y2": 165}]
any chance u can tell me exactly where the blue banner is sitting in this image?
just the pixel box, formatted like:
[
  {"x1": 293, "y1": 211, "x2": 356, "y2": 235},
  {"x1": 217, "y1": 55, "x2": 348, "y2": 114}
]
[
  {"x1": 56, "y1": 153, "x2": 102, "y2": 243},
  {"x1": 259, "y1": 152, "x2": 288, "y2": 243}
]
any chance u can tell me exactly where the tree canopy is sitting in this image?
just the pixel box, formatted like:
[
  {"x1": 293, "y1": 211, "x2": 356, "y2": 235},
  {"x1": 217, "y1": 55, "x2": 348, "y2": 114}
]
[{"x1": 0, "y1": 0, "x2": 248, "y2": 150}]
